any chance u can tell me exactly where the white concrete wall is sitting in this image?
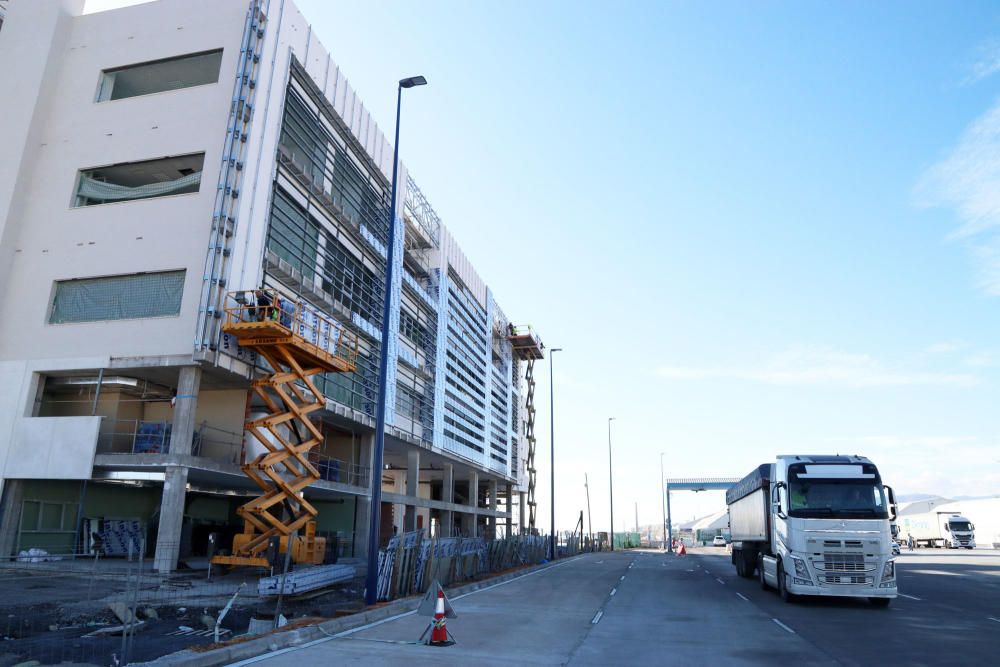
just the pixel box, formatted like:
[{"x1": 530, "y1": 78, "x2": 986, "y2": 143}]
[{"x1": 0, "y1": 0, "x2": 247, "y2": 362}]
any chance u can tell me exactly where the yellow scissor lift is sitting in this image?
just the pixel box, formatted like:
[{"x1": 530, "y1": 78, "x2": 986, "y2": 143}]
[{"x1": 211, "y1": 289, "x2": 359, "y2": 569}]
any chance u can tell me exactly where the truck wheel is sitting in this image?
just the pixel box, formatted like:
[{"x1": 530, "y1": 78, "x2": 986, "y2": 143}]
[
  {"x1": 735, "y1": 556, "x2": 745, "y2": 577},
  {"x1": 777, "y1": 562, "x2": 795, "y2": 603},
  {"x1": 869, "y1": 598, "x2": 891, "y2": 608},
  {"x1": 743, "y1": 552, "x2": 757, "y2": 579}
]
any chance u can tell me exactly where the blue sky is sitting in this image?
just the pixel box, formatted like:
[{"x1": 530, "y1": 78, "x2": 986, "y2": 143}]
[{"x1": 90, "y1": 1, "x2": 1000, "y2": 533}]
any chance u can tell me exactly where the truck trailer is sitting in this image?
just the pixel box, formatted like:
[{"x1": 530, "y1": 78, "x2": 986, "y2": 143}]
[
  {"x1": 900, "y1": 512, "x2": 976, "y2": 549},
  {"x1": 727, "y1": 455, "x2": 898, "y2": 606}
]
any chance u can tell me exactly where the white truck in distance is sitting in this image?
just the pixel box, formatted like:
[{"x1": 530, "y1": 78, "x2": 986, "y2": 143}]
[
  {"x1": 727, "y1": 455, "x2": 898, "y2": 607},
  {"x1": 902, "y1": 512, "x2": 976, "y2": 549}
]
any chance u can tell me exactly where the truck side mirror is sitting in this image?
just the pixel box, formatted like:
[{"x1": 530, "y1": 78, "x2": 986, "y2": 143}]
[
  {"x1": 884, "y1": 485, "x2": 897, "y2": 521},
  {"x1": 772, "y1": 482, "x2": 787, "y2": 520}
]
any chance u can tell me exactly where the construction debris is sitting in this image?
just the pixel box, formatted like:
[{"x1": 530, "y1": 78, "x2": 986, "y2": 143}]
[
  {"x1": 107, "y1": 602, "x2": 135, "y2": 625},
  {"x1": 258, "y1": 564, "x2": 356, "y2": 597},
  {"x1": 82, "y1": 621, "x2": 145, "y2": 638}
]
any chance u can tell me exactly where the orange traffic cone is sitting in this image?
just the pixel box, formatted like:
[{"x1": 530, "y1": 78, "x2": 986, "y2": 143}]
[
  {"x1": 678, "y1": 543, "x2": 687, "y2": 556},
  {"x1": 428, "y1": 589, "x2": 454, "y2": 646}
]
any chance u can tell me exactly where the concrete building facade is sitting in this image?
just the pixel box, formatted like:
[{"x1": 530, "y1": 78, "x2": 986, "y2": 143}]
[{"x1": 0, "y1": 0, "x2": 530, "y2": 571}]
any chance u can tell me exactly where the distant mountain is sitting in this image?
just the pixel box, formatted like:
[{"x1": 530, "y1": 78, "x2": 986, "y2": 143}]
[{"x1": 895, "y1": 494, "x2": 941, "y2": 502}]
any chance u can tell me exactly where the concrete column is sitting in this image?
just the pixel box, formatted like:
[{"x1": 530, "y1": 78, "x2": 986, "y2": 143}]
[
  {"x1": 487, "y1": 479, "x2": 498, "y2": 539},
  {"x1": 468, "y1": 470, "x2": 479, "y2": 537},
  {"x1": 154, "y1": 466, "x2": 189, "y2": 572},
  {"x1": 518, "y1": 492, "x2": 526, "y2": 535},
  {"x1": 155, "y1": 366, "x2": 200, "y2": 572},
  {"x1": 353, "y1": 433, "x2": 375, "y2": 558},
  {"x1": 404, "y1": 448, "x2": 419, "y2": 532},
  {"x1": 169, "y1": 366, "x2": 201, "y2": 455},
  {"x1": 441, "y1": 463, "x2": 454, "y2": 538},
  {"x1": 0, "y1": 480, "x2": 25, "y2": 558},
  {"x1": 505, "y1": 483, "x2": 513, "y2": 537}
]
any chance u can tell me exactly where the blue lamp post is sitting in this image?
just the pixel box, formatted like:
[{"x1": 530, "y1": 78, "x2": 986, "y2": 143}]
[{"x1": 364, "y1": 75, "x2": 427, "y2": 606}]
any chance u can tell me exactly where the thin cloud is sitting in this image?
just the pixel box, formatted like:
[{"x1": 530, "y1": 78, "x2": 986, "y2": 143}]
[
  {"x1": 924, "y1": 341, "x2": 963, "y2": 354},
  {"x1": 656, "y1": 345, "x2": 978, "y2": 388},
  {"x1": 916, "y1": 98, "x2": 1000, "y2": 294},
  {"x1": 964, "y1": 42, "x2": 1000, "y2": 85}
]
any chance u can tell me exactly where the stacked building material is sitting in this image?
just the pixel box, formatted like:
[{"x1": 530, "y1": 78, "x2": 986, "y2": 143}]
[{"x1": 258, "y1": 563, "x2": 356, "y2": 596}]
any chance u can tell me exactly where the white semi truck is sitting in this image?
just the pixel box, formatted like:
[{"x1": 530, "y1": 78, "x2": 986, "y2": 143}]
[
  {"x1": 727, "y1": 455, "x2": 898, "y2": 607},
  {"x1": 901, "y1": 512, "x2": 975, "y2": 549}
]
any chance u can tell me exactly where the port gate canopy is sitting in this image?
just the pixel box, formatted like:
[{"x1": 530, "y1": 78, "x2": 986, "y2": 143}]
[{"x1": 666, "y1": 478, "x2": 741, "y2": 493}]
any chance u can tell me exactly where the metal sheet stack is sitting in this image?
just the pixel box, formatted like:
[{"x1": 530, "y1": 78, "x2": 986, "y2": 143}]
[{"x1": 258, "y1": 563, "x2": 356, "y2": 597}]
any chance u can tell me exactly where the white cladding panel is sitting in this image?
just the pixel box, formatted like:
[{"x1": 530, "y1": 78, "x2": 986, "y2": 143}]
[{"x1": 7, "y1": 416, "x2": 101, "y2": 479}]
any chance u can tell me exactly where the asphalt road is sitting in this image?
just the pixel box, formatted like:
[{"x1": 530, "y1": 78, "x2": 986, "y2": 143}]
[
  {"x1": 692, "y1": 545, "x2": 1000, "y2": 666},
  {"x1": 230, "y1": 548, "x2": 999, "y2": 666}
]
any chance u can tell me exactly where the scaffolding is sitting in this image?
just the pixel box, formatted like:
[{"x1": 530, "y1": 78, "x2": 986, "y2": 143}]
[
  {"x1": 508, "y1": 325, "x2": 544, "y2": 533},
  {"x1": 211, "y1": 290, "x2": 358, "y2": 568}
]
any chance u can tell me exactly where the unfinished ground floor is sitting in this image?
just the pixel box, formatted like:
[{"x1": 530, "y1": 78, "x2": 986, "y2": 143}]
[{"x1": 0, "y1": 356, "x2": 523, "y2": 572}]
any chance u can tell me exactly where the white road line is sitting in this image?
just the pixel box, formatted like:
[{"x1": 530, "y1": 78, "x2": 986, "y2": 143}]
[
  {"x1": 772, "y1": 618, "x2": 796, "y2": 634},
  {"x1": 898, "y1": 593, "x2": 921, "y2": 601},
  {"x1": 591, "y1": 610, "x2": 603, "y2": 624},
  {"x1": 620, "y1": 575, "x2": 625, "y2": 581},
  {"x1": 736, "y1": 592, "x2": 749, "y2": 602},
  {"x1": 988, "y1": 617, "x2": 1000, "y2": 624},
  {"x1": 610, "y1": 588, "x2": 617, "y2": 596},
  {"x1": 716, "y1": 577, "x2": 725, "y2": 585}
]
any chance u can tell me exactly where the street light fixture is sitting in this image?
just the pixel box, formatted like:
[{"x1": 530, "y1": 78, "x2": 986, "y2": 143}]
[
  {"x1": 660, "y1": 452, "x2": 667, "y2": 551},
  {"x1": 548, "y1": 348, "x2": 562, "y2": 560},
  {"x1": 365, "y1": 75, "x2": 427, "y2": 607},
  {"x1": 608, "y1": 417, "x2": 616, "y2": 551}
]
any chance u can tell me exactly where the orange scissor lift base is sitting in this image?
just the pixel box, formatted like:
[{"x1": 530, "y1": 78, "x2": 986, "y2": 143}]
[{"x1": 211, "y1": 291, "x2": 358, "y2": 569}]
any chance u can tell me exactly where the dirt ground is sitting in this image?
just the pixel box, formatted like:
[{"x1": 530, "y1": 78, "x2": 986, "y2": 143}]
[{"x1": 0, "y1": 560, "x2": 365, "y2": 666}]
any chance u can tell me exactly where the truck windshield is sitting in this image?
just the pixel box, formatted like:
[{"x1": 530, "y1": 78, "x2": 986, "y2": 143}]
[
  {"x1": 950, "y1": 521, "x2": 973, "y2": 531},
  {"x1": 787, "y1": 477, "x2": 889, "y2": 519}
]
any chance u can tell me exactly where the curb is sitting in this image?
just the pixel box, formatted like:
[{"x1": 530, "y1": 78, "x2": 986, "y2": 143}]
[{"x1": 134, "y1": 557, "x2": 570, "y2": 666}]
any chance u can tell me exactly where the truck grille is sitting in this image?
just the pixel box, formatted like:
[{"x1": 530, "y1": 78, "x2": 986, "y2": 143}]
[
  {"x1": 822, "y1": 574, "x2": 872, "y2": 585},
  {"x1": 815, "y1": 554, "x2": 875, "y2": 573}
]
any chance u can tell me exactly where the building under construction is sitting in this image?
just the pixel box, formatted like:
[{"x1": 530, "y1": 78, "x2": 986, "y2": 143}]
[{"x1": 0, "y1": 0, "x2": 540, "y2": 572}]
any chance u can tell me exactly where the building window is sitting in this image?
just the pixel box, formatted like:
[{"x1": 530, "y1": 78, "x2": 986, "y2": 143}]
[
  {"x1": 50, "y1": 270, "x2": 185, "y2": 324},
  {"x1": 74, "y1": 153, "x2": 204, "y2": 207},
  {"x1": 96, "y1": 49, "x2": 223, "y2": 102}
]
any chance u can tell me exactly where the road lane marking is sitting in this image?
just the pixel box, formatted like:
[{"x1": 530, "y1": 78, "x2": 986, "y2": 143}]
[
  {"x1": 736, "y1": 592, "x2": 749, "y2": 601},
  {"x1": 716, "y1": 577, "x2": 725, "y2": 585},
  {"x1": 592, "y1": 611, "x2": 603, "y2": 624},
  {"x1": 610, "y1": 588, "x2": 617, "y2": 596},
  {"x1": 620, "y1": 575, "x2": 625, "y2": 581},
  {"x1": 988, "y1": 617, "x2": 1000, "y2": 624},
  {"x1": 772, "y1": 619, "x2": 795, "y2": 634},
  {"x1": 898, "y1": 593, "x2": 921, "y2": 601}
]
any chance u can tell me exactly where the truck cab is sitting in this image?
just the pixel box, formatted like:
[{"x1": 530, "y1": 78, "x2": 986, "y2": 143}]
[
  {"x1": 940, "y1": 514, "x2": 976, "y2": 549},
  {"x1": 730, "y1": 455, "x2": 898, "y2": 606}
]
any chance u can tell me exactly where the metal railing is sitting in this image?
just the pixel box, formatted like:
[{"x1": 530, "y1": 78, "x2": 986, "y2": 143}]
[
  {"x1": 223, "y1": 289, "x2": 359, "y2": 371},
  {"x1": 96, "y1": 420, "x2": 243, "y2": 464}
]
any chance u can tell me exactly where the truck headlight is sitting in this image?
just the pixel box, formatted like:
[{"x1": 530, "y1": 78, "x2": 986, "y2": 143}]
[
  {"x1": 883, "y1": 560, "x2": 895, "y2": 580},
  {"x1": 792, "y1": 556, "x2": 809, "y2": 578}
]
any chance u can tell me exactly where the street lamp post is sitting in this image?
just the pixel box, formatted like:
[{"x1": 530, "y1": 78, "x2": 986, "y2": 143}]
[
  {"x1": 548, "y1": 348, "x2": 562, "y2": 560},
  {"x1": 364, "y1": 75, "x2": 427, "y2": 607},
  {"x1": 660, "y1": 452, "x2": 667, "y2": 551},
  {"x1": 608, "y1": 417, "x2": 616, "y2": 551}
]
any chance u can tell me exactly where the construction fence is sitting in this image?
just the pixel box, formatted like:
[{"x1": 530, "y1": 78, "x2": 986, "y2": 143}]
[
  {"x1": 375, "y1": 531, "x2": 548, "y2": 601},
  {"x1": 0, "y1": 542, "x2": 364, "y2": 667}
]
